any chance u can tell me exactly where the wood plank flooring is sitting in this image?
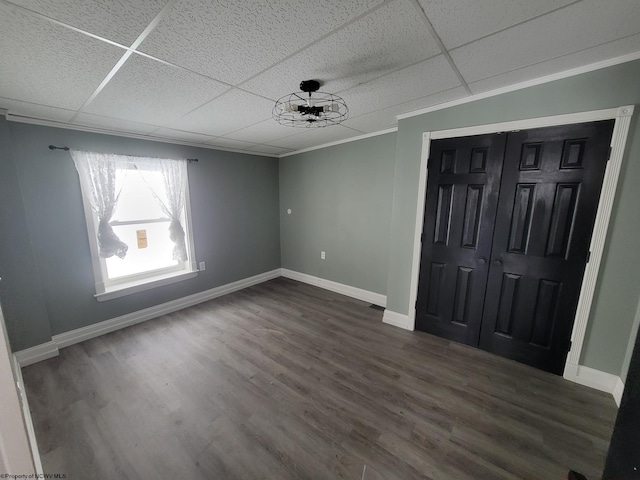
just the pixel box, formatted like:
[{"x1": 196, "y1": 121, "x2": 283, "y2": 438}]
[{"x1": 22, "y1": 278, "x2": 618, "y2": 479}]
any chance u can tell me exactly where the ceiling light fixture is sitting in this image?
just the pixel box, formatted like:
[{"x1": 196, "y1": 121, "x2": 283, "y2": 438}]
[{"x1": 272, "y1": 80, "x2": 348, "y2": 128}]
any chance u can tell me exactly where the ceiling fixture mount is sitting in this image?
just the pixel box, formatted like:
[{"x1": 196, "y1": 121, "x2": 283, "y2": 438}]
[{"x1": 273, "y1": 80, "x2": 348, "y2": 128}]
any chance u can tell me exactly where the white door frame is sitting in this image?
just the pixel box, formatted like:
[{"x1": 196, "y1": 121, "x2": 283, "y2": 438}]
[
  {"x1": 0, "y1": 302, "x2": 42, "y2": 475},
  {"x1": 405, "y1": 105, "x2": 634, "y2": 382}
]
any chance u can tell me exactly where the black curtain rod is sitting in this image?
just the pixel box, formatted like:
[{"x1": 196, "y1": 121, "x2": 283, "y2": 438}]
[{"x1": 48, "y1": 145, "x2": 198, "y2": 163}]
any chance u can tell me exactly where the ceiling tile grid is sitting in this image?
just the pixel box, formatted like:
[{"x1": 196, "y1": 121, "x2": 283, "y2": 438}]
[
  {"x1": 82, "y1": 53, "x2": 230, "y2": 126},
  {"x1": 8, "y1": 0, "x2": 170, "y2": 45},
  {"x1": 340, "y1": 55, "x2": 462, "y2": 118},
  {"x1": 2, "y1": 0, "x2": 640, "y2": 156},
  {"x1": 148, "y1": 127, "x2": 216, "y2": 144},
  {"x1": 343, "y1": 86, "x2": 469, "y2": 133},
  {"x1": 245, "y1": 144, "x2": 294, "y2": 156},
  {"x1": 138, "y1": 0, "x2": 386, "y2": 85},
  {"x1": 72, "y1": 112, "x2": 159, "y2": 135},
  {"x1": 468, "y1": 32, "x2": 640, "y2": 95},
  {"x1": 205, "y1": 137, "x2": 260, "y2": 151},
  {"x1": 168, "y1": 89, "x2": 276, "y2": 137},
  {"x1": 270, "y1": 124, "x2": 365, "y2": 151},
  {"x1": 223, "y1": 118, "x2": 300, "y2": 145},
  {"x1": 0, "y1": 2, "x2": 124, "y2": 110},
  {"x1": 240, "y1": 0, "x2": 441, "y2": 99},
  {"x1": 418, "y1": 0, "x2": 575, "y2": 50},
  {"x1": 451, "y1": 0, "x2": 640, "y2": 83}
]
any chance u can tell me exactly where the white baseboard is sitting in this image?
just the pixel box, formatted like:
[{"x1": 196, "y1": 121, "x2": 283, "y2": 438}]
[
  {"x1": 13, "y1": 342, "x2": 59, "y2": 367},
  {"x1": 382, "y1": 310, "x2": 414, "y2": 331},
  {"x1": 19, "y1": 269, "x2": 625, "y2": 407},
  {"x1": 281, "y1": 269, "x2": 387, "y2": 307},
  {"x1": 564, "y1": 363, "x2": 624, "y2": 406},
  {"x1": 15, "y1": 269, "x2": 281, "y2": 366},
  {"x1": 612, "y1": 376, "x2": 625, "y2": 407}
]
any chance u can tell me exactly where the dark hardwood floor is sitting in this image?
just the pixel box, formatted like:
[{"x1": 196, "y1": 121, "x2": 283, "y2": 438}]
[{"x1": 22, "y1": 277, "x2": 617, "y2": 479}]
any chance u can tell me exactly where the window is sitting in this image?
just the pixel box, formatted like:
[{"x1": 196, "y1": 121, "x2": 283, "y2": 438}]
[{"x1": 71, "y1": 151, "x2": 197, "y2": 301}]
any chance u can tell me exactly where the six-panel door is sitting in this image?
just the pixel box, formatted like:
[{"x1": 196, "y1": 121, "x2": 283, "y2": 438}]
[
  {"x1": 415, "y1": 133, "x2": 506, "y2": 346},
  {"x1": 416, "y1": 120, "x2": 614, "y2": 374},
  {"x1": 479, "y1": 121, "x2": 614, "y2": 374}
]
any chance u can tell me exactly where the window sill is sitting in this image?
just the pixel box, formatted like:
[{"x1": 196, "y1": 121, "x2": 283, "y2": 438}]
[{"x1": 95, "y1": 269, "x2": 198, "y2": 302}]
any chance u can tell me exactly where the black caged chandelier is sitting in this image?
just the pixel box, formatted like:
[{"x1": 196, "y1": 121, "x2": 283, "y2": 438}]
[{"x1": 272, "y1": 80, "x2": 349, "y2": 128}]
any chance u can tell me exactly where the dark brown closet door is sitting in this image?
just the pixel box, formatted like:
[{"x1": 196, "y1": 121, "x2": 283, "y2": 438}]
[
  {"x1": 478, "y1": 120, "x2": 614, "y2": 374},
  {"x1": 415, "y1": 133, "x2": 506, "y2": 345}
]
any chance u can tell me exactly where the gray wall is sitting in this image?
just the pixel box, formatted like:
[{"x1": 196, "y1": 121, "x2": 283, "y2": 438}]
[
  {"x1": 0, "y1": 119, "x2": 52, "y2": 349},
  {"x1": 622, "y1": 300, "x2": 640, "y2": 382},
  {"x1": 386, "y1": 60, "x2": 640, "y2": 377},
  {"x1": 1, "y1": 121, "x2": 280, "y2": 350},
  {"x1": 3, "y1": 60, "x2": 640, "y2": 380},
  {"x1": 279, "y1": 133, "x2": 396, "y2": 297}
]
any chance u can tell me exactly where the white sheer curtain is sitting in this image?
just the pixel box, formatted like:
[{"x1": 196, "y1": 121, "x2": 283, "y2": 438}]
[
  {"x1": 72, "y1": 151, "x2": 189, "y2": 263},
  {"x1": 71, "y1": 150, "x2": 129, "y2": 259},
  {"x1": 141, "y1": 158, "x2": 189, "y2": 262}
]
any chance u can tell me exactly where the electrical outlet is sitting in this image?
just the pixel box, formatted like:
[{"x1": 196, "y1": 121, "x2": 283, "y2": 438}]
[
  {"x1": 199, "y1": 261, "x2": 206, "y2": 271},
  {"x1": 321, "y1": 251, "x2": 326, "y2": 260}
]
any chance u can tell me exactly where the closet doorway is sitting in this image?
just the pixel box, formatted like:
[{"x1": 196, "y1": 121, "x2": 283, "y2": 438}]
[{"x1": 415, "y1": 120, "x2": 614, "y2": 375}]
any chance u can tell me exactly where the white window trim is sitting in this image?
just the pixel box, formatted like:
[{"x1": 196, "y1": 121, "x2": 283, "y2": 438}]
[{"x1": 76, "y1": 156, "x2": 199, "y2": 301}]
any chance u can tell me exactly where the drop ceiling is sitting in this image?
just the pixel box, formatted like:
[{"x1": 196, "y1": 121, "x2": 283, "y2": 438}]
[{"x1": 1, "y1": 0, "x2": 639, "y2": 157}]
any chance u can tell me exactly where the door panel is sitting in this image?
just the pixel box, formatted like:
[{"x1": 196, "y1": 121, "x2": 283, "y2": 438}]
[
  {"x1": 415, "y1": 133, "x2": 507, "y2": 345},
  {"x1": 416, "y1": 120, "x2": 614, "y2": 375},
  {"x1": 478, "y1": 121, "x2": 614, "y2": 374}
]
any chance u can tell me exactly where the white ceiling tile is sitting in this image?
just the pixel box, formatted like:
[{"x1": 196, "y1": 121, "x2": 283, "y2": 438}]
[
  {"x1": 340, "y1": 55, "x2": 462, "y2": 118},
  {"x1": 342, "y1": 109, "x2": 399, "y2": 134},
  {"x1": 138, "y1": 0, "x2": 385, "y2": 85},
  {"x1": 0, "y1": 3, "x2": 123, "y2": 110},
  {"x1": 418, "y1": 0, "x2": 574, "y2": 49},
  {"x1": 241, "y1": 0, "x2": 440, "y2": 99},
  {"x1": 224, "y1": 118, "x2": 298, "y2": 144},
  {"x1": 343, "y1": 86, "x2": 468, "y2": 132},
  {"x1": 271, "y1": 125, "x2": 362, "y2": 151},
  {"x1": 73, "y1": 113, "x2": 159, "y2": 134},
  {"x1": 0, "y1": 97, "x2": 75, "y2": 122},
  {"x1": 83, "y1": 54, "x2": 229, "y2": 126},
  {"x1": 168, "y1": 90, "x2": 275, "y2": 136},
  {"x1": 246, "y1": 144, "x2": 294, "y2": 156},
  {"x1": 469, "y1": 33, "x2": 640, "y2": 95},
  {"x1": 9, "y1": 0, "x2": 168, "y2": 45},
  {"x1": 451, "y1": 0, "x2": 640, "y2": 83},
  {"x1": 206, "y1": 137, "x2": 260, "y2": 150},
  {"x1": 2, "y1": 0, "x2": 640, "y2": 154},
  {"x1": 149, "y1": 127, "x2": 216, "y2": 144}
]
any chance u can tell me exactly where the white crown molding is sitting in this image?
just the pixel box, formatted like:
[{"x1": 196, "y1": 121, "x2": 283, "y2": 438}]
[
  {"x1": 281, "y1": 269, "x2": 386, "y2": 307},
  {"x1": 4, "y1": 113, "x2": 280, "y2": 158},
  {"x1": 0, "y1": 108, "x2": 8, "y2": 117},
  {"x1": 397, "y1": 51, "x2": 640, "y2": 121},
  {"x1": 279, "y1": 127, "x2": 398, "y2": 158}
]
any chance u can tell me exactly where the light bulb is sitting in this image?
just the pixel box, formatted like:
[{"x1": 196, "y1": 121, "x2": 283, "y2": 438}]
[
  {"x1": 323, "y1": 103, "x2": 339, "y2": 113},
  {"x1": 281, "y1": 103, "x2": 299, "y2": 113}
]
